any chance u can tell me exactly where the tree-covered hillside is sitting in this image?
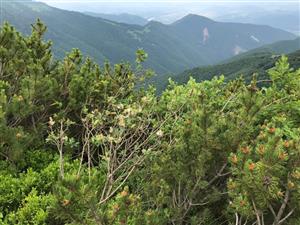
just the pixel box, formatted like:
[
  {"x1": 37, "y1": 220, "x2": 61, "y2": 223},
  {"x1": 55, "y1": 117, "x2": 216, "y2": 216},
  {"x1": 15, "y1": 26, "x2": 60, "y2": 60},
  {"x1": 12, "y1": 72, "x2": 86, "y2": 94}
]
[
  {"x1": 1, "y1": 21, "x2": 300, "y2": 225},
  {"x1": 223, "y1": 37, "x2": 300, "y2": 63},
  {"x1": 0, "y1": 0, "x2": 296, "y2": 74},
  {"x1": 174, "y1": 45, "x2": 300, "y2": 86}
]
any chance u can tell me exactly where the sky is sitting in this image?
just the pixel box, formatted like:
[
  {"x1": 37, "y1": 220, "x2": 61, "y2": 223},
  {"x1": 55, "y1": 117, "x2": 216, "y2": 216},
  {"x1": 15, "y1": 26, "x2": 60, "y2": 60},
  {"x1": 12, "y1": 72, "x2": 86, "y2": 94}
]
[
  {"x1": 36, "y1": 0, "x2": 300, "y2": 5},
  {"x1": 36, "y1": 0, "x2": 299, "y2": 10},
  {"x1": 34, "y1": 0, "x2": 300, "y2": 26}
]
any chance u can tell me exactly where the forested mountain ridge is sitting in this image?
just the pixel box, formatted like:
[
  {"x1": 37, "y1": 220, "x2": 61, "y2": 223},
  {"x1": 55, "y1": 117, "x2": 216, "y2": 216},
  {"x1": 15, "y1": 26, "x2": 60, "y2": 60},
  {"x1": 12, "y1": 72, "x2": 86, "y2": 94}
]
[
  {"x1": 152, "y1": 38, "x2": 300, "y2": 91},
  {"x1": 223, "y1": 37, "x2": 300, "y2": 63},
  {"x1": 83, "y1": 12, "x2": 149, "y2": 26},
  {"x1": 217, "y1": 10, "x2": 300, "y2": 35},
  {"x1": 175, "y1": 49, "x2": 300, "y2": 85},
  {"x1": 0, "y1": 0, "x2": 296, "y2": 74}
]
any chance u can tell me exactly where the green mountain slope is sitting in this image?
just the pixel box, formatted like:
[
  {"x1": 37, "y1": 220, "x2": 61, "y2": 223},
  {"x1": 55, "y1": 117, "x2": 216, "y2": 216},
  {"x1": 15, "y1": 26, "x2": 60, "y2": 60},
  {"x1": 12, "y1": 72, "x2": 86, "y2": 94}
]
[
  {"x1": 175, "y1": 48, "x2": 300, "y2": 85},
  {"x1": 223, "y1": 37, "x2": 300, "y2": 63},
  {"x1": 1, "y1": 1, "x2": 296, "y2": 75},
  {"x1": 84, "y1": 12, "x2": 148, "y2": 26}
]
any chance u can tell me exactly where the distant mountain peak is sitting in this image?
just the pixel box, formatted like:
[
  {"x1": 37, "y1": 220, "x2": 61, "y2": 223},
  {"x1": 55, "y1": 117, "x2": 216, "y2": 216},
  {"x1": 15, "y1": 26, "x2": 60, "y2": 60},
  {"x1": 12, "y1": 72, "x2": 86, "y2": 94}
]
[
  {"x1": 172, "y1": 14, "x2": 215, "y2": 26},
  {"x1": 145, "y1": 20, "x2": 165, "y2": 28}
]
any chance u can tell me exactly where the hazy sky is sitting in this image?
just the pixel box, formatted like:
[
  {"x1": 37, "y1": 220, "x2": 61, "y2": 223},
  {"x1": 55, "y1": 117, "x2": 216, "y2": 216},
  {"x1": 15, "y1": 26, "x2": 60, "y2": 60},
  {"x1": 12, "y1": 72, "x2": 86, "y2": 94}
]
[
  {"x1": 36, "y1": 0, "x2": 299, "y2": 10},
  {"x1": 36, "y1": 0, "x2": 299, "y2": 23}
]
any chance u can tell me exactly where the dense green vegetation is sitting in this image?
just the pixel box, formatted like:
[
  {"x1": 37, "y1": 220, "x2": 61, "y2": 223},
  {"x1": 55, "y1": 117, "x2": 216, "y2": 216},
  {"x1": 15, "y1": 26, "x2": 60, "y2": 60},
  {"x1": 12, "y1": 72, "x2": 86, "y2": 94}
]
[
  {"x1": 1, "y1": 21, "x2": 300, "y2": 225},
  {"x1": 175, "y1": 49, "x2": 300, "y2": 85},
  {"x1": 1, "y1": 0, "x2": 296, "y2": 75}
]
